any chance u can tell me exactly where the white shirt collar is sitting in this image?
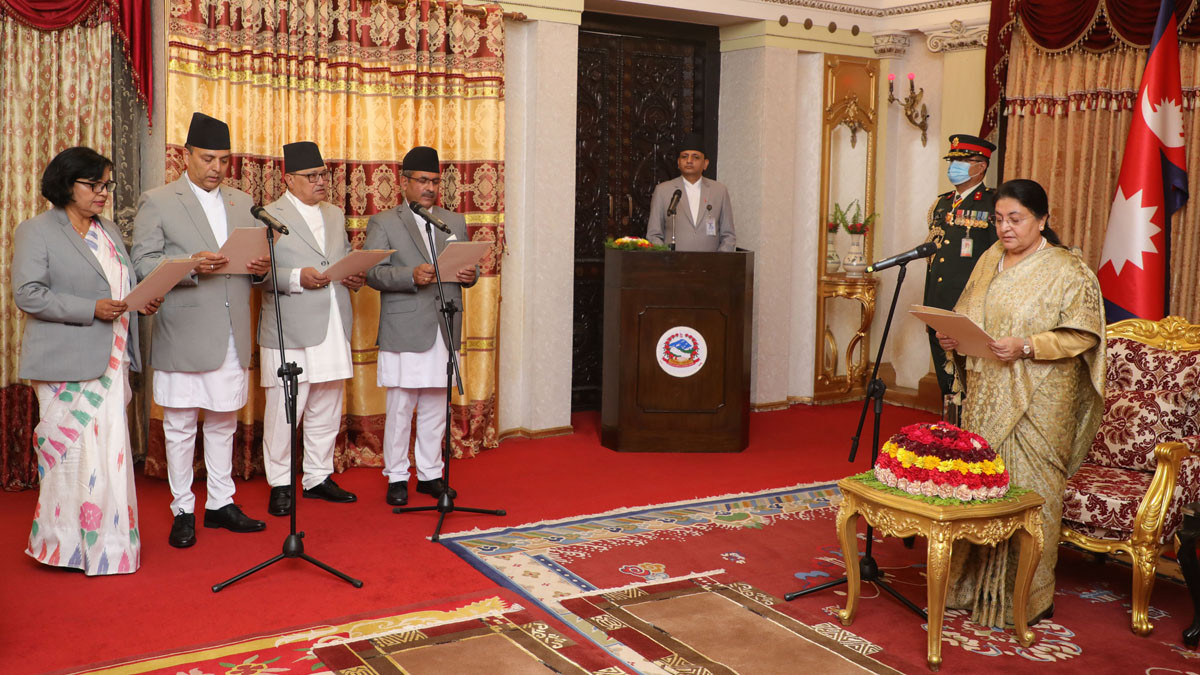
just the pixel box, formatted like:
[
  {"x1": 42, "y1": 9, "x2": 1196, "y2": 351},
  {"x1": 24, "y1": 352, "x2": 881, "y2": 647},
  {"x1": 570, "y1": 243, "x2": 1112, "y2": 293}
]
[
  {"x1": 186, "y1": 175, "x2": 221, "y2": 203},
  {"x1": 284, "y1": 189, "x2": 321, "y2": 217}
]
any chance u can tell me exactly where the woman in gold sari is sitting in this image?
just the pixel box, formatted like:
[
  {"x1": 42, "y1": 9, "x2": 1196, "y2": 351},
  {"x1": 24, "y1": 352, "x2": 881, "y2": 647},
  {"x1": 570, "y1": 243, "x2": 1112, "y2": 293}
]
[{"x1": 936, "y1": 178, "x2": 1105, "y2": 628}]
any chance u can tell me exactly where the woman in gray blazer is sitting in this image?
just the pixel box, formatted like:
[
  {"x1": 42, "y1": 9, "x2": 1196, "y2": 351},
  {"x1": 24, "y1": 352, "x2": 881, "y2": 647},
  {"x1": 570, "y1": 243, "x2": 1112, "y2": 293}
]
[{"x1": 12, "y1": 147, "x2": 162, "y2": 575}]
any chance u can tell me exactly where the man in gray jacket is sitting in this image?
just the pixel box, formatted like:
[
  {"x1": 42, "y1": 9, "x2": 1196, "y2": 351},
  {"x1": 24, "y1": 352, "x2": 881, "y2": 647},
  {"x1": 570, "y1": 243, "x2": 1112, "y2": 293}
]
[
  {"x1": 131, "y1": 112, "x2": 271, "y2": 548},
  {"x1": 645, "y1": 132, "x2": 736, "y2": 252},
  {"x1": 366, "y1": 146, "x2": 477, "y2": 507},
  {"x1": 257, "y1": 141, "x2": 363, "y2": 516}
]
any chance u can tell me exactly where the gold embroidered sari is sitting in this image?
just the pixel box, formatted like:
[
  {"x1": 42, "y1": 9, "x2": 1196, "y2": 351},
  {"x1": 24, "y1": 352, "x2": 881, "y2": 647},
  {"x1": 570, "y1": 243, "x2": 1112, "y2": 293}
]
[{"x1": 945, "y1": 242, "x2": 1105, "y2": 627}]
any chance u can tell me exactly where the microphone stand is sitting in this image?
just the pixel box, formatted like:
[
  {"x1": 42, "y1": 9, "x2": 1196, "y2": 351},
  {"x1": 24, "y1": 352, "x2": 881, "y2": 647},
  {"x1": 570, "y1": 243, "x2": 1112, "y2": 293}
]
[
  {"x1": 213, "y1": 223, "x2": 363, "y2": 592},
  {"x1": 393, "y1": 214, "x2": 505, "y2": 541},
  {"x1": 783, "y1": 261, "x2": 925, "y2": 620},
  {"x1": 667, "y1": 206, "x2": 677, "y2": 251}
]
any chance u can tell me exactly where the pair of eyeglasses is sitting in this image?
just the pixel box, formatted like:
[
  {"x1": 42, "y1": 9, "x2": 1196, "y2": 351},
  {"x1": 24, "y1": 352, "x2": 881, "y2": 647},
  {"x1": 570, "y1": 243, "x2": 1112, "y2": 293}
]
[
  {"x1": 76, "y1": 179, "x2": 116, "y2": 194},
  {"x1": 294, "y1": 170, "x2": 331, "y2": 183},
  {"x1": 408, "y1": 176, "x2": 442, "y2": 188}
]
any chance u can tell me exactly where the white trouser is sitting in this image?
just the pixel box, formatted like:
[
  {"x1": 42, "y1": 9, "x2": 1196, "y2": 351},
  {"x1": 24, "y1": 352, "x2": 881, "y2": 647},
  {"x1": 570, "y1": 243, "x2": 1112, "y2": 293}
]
[
  {"x1": 263, "y1": 380, "x2": 343, "y2": 490},
  {"x1": 163, "y1": 407, "x2": 237, "y2": 514},
  {"x1": 383, "y1": 386, "x2": 447, "y2": 482}
]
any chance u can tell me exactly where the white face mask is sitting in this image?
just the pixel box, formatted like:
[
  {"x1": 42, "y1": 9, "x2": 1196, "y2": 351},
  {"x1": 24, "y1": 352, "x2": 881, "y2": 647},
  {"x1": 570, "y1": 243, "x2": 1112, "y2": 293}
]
[{"x1": 947, "y1": 160, "x2": 973, "y2": 186}]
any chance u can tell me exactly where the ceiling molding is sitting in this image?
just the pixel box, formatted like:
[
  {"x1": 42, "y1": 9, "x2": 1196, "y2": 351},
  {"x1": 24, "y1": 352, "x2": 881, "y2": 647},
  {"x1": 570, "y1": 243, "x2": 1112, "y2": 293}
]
[
  {"x1": 925, "y1": 19, "x2": 988, "y2": 52},
  {"x1": 872, "y1": 31, "x2": 911, "y2": 58},
  {"x1": 759, "y1": 0, "x2": 988, "y2": 19}
]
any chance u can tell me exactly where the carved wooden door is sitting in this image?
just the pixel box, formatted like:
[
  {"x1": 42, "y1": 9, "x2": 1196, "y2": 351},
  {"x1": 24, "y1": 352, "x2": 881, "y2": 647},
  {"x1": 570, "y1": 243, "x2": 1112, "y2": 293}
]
[{"x1": 572, "y1": 16, "x2": 719, "y2": 411}]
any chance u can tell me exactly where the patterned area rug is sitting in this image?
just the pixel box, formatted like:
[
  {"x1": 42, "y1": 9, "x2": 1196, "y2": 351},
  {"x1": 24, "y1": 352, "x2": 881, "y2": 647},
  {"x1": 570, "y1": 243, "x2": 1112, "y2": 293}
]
[
  {"x1": 561, "y1": 575, "x2": 903, "y2": 674},
  {"x1": 314, "y1": 606, "x2": 632, "y2": 674},
  {"x1": 439, "y1": 482, "x2": 1200, "y2": 673},
  {"x1": 62, "y1": 591, "x2": 573, "y2": 675}
]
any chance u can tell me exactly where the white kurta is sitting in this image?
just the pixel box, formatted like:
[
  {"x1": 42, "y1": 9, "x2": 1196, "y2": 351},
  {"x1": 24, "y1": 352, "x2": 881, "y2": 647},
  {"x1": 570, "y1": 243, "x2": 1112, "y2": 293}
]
[
  {"x1": 153, "y1": 177, "x2": 245, "y2": 411},
  {"x1": 259, "y1": 191, "x2": 353, "y2": 387},
  {"x1": 377, "y1": 207, "x2": 451, "y2": 389},
  {"x1": 683, "y1": 174, "x2": 702, "y2": 225}
]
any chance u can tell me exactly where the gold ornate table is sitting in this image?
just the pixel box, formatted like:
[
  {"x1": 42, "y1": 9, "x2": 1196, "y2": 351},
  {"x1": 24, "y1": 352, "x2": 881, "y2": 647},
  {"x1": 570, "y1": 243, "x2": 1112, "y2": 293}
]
[
  {"x1": 834, "y1": 477, "x2": 1046, "y2": 671},
  {"x1": 814, "y1": 275, "x2": 877, "y2": 400}
]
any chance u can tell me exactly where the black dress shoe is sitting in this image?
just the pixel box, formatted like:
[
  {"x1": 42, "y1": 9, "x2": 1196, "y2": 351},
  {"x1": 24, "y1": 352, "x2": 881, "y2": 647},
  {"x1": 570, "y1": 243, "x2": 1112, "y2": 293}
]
[
  {"x1": 303, "y1": 477, "x2": 357, "y2": 503},
  {"x1": 387, "y1": 481, "x2": 408, "y2": 506},
  {"x1": 268, "y1": 486, "x2": 293, "y2": 517},
  {"x1": 169, "y1": 512, "x2": 196, "y2": 548},
  {"x1": 203, "y1": 504, "x2": 266, "y2": 533},
  {"x1": 416, "y1": 478, "x2": 457, "y2": 499}
]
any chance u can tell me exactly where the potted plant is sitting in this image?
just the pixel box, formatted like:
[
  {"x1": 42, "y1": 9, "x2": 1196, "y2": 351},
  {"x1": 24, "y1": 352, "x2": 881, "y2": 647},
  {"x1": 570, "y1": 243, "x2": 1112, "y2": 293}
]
[{"x1": 841, "y1": 200, "x2": 877, "y2": 278}]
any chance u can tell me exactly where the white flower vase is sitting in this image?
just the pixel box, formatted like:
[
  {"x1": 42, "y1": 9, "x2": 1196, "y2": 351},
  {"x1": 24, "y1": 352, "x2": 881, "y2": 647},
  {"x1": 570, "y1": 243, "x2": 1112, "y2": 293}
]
[
  {"x1": 842, "y1": 233, "x2": 867, "y2": 278},
  {"x1": 825, "y1": 235, "x2": 840, "y2": 275}
]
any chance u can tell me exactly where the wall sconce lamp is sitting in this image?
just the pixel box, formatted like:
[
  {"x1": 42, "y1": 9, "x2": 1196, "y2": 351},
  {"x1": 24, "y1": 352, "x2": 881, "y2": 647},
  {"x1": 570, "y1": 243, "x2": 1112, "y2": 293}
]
[{"x1": 888, "y1": 73, "x2": 929, "y2": 147}]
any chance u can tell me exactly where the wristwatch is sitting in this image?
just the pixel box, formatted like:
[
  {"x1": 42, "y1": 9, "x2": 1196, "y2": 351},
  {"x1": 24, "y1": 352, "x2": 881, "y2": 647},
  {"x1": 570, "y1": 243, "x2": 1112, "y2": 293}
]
[{"x1": 1022, "y1": 338, "x2": 1032, "y2": 358}]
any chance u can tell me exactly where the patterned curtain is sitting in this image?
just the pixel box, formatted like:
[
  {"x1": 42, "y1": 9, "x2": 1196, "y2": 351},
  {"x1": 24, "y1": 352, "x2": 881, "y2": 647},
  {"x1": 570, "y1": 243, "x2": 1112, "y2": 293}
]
[
  {"x1": 0, "y1": 15, "x2": 115, "y2": 489},
  {"x1": 1002, "y1": 25, "x2": 1200, "y2": 321},
  {"x1": 111, "y1": 32, "x2": 148, "y2": 462},
  {"x1": 981, "y1": 0, "x2": 1200, "y2": 138},
  {"x1": 150, "y1": 0, "x2": 506, "y2": 481}
]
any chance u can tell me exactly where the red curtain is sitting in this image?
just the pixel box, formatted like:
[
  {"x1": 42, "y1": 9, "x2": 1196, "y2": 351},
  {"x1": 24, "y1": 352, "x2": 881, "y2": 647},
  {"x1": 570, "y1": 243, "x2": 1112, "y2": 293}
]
[
  {"x1": 0, "y1": 0, "x2": 153, "y2": 118},
  {"x1": 982, "y1": 0, "x2": 1200, "y2": 138}
]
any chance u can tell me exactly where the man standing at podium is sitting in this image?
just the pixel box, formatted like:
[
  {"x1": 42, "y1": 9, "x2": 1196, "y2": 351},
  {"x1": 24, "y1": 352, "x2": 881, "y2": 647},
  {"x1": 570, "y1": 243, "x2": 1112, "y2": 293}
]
[{"x1": 646, "y1": 133, "x2": 736, "y2": 252}]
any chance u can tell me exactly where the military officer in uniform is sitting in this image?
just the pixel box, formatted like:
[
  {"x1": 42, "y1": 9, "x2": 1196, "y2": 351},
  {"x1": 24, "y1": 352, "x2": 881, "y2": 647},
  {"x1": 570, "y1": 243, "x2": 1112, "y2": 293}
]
[{"x1": 923, "y1": 134, "x2": 998, "y2": 398}]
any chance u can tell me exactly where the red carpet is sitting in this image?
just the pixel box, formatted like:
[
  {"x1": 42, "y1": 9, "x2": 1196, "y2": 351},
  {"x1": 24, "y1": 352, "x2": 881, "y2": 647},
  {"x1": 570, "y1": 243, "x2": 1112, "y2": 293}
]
[
  {"x1": 0, "y1": 402, "x2": 935, "y2": 674},
  {"x1": 441, "y1": 482, "x2": 1200, "y2": 673}
]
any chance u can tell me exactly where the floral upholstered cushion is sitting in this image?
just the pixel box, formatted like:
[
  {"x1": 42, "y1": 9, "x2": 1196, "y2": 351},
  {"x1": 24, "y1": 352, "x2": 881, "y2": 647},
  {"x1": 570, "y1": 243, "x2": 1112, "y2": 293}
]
[
  {"x1": 1063, "y1": 453, "x2": 1200, "y2": 545},
  {"x1": 1105, "y1": 337, "x2": 1200, "y2": 392},
  {"x1": 1087, "y1": 389, "x2": 1200, "y2": 471}
]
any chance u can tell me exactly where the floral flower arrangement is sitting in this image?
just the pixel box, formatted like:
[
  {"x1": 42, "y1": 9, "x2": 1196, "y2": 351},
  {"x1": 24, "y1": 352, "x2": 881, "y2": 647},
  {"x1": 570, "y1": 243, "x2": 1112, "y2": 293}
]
[
  {"x1": 826, "y1": 220, "x2": 839, "y2": 233},
  {"x1": 834, "y1": 199, "x2": 878, "y2": 236},
  {"x1": 873, "y1": 422, "x2": 1009, "y2": 501},
  {"x1": 605, "y1": 236, "x2": 669, "y2": 251}
]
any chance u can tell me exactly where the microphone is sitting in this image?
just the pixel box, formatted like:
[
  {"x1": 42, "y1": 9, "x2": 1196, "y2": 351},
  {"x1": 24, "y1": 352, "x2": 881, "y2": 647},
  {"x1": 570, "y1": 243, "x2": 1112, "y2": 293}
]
[
  {"x1": 249, "y1": 206, "x2": 289, "y2": 235},
  {"x1": 666, "y1": 189, "x2": 682, "y2": 216},
  {"x1": 866, "y1": 241, "x2": 937, "y2": 273},
  {"x1": 409, "y1": 201, "x2": 452, "y2": 234}
]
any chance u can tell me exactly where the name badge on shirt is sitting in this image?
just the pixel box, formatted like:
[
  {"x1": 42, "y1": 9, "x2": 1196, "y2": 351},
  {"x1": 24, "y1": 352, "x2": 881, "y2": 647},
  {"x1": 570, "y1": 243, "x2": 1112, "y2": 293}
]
[
  {"x1": 960, "y1": 237, "x2": 974, "y2": 257},
  {"x1": 706, "y1": 218, "x2": 716, "y2": 236}
]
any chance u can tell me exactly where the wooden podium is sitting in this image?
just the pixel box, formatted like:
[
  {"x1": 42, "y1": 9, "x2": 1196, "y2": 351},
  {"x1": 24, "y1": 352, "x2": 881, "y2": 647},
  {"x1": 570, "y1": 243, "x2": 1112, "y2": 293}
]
[{"x1": 600, "y1": 249, "x2": 754, "y2": 452}]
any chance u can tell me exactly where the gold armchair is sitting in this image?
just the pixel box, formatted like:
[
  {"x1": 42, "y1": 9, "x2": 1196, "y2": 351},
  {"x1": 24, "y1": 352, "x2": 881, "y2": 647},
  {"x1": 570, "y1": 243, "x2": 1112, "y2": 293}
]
[{"x1": 1060, "y1": 315, "x2": 1200, "y2": 635}]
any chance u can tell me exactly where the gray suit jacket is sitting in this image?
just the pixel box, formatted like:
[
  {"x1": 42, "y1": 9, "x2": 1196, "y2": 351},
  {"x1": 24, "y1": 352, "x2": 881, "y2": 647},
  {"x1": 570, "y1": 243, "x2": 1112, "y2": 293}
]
[
  {"x1": 645, "y1": 176, "x2": 736, "y2": 252},
  {"x1": 131, "y1": 175, "x2": 259, "y2": 372},
  {"x1": 256, "y1": 195, "x2": 354, "y2": 349},
  {"x1": 365, "y1": 204, "x2": 475, "y2": 353},
  {"x1": 13, "y1": 208, "x2": 142, "y2": 381}
]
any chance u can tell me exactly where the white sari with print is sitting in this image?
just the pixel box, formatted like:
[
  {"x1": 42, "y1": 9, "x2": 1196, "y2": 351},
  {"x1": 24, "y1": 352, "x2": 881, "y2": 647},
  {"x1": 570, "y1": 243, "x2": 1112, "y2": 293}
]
[{"x1": 26, "y1": 221, "x2": 140, "y2": 575}]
